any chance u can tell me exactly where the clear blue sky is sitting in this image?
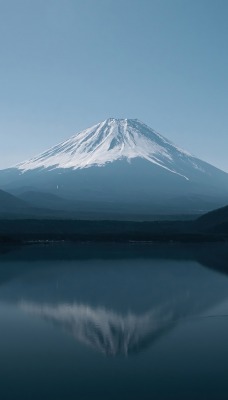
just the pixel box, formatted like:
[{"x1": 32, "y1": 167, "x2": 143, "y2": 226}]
[{"x1": 0, "y1": 0, "x2": 228, "y2": 170}]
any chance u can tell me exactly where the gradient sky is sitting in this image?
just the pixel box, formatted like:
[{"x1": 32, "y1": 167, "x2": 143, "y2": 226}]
[{"x1": 0, "y1": 0, "x2": 228, "y2": 170}]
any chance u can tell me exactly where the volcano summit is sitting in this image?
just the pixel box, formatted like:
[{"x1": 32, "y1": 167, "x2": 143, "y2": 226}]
[
  {"x1": 1, "y1": 118, "x2": 228, "y2": 217},
  {"x1": 17, "y1": 118, "x2": 196, "y2": 180}
]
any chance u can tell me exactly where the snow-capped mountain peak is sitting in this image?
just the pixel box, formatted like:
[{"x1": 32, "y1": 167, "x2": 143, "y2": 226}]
[
  {"x1": 1, "y1": 118, "x2": 228, "y2": 216},
  {"x1": 16, "y1": 118, "x2": 196, "y2": 179}
]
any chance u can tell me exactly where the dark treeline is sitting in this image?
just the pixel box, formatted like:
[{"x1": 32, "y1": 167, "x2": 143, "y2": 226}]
[{"x1": 0, "y1": 218, "x2": 228, "y2": 243}]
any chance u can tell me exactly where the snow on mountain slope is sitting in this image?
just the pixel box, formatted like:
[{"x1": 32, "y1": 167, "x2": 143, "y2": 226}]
[
  {"x1": 16, "y1": 118, "x2": 204, "y2": 180},
  {"x1": 1, "y1": 117, "x2": 227, "y2": 216}
]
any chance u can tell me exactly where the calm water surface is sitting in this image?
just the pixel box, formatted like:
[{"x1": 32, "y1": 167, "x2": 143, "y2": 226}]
[{"x1": 1, "y1": 243, "x2": 228, "y2": 400}]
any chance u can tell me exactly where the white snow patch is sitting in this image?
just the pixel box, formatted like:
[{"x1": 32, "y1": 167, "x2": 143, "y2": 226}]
[{"x1": 16, "y1": 118, "x2": 204, "y2": 180}]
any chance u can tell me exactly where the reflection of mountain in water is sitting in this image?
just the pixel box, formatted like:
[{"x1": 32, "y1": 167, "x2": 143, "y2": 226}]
[
  {"x1": 1, "y1": 244, "x2": 228, "y2": 356},
  {"x1": 21, "y1": 302, "x2": 175, "y2": 356}
]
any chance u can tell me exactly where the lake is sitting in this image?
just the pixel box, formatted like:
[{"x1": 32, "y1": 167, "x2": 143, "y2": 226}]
[{"x1": 1, "y1": 242, "x2": 228, "y2": 400}]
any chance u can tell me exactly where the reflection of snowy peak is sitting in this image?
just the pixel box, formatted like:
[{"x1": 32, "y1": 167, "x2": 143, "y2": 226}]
[
  {"x1": 21, "y1": 302, "x2": 174, "y2": 356},
  {"x1": 17, "y1": 118, "x2": 202, "y2": 180}
]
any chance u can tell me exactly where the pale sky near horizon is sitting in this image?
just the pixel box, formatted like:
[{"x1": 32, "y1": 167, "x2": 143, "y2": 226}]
[{"x1": 0, "y1": 0, "x2": 228, "y2": 170}]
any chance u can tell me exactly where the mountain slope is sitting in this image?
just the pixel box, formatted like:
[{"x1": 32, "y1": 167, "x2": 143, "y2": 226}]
[
  {"x1": 0, "y1": 188, "x2": 74, "y2": 219},
  {"x1": 15, "y1": 118, "x2": 217, "y2": 180},
  {"x1": 1, "y1": 118, "x2": 228, "y2": 216},
  {"x1": 0, "y1": 189, "x2": 27, "y2": 212},
  {"x1": 196, "y1": 204, "x2": 228, "y2": 234}
]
